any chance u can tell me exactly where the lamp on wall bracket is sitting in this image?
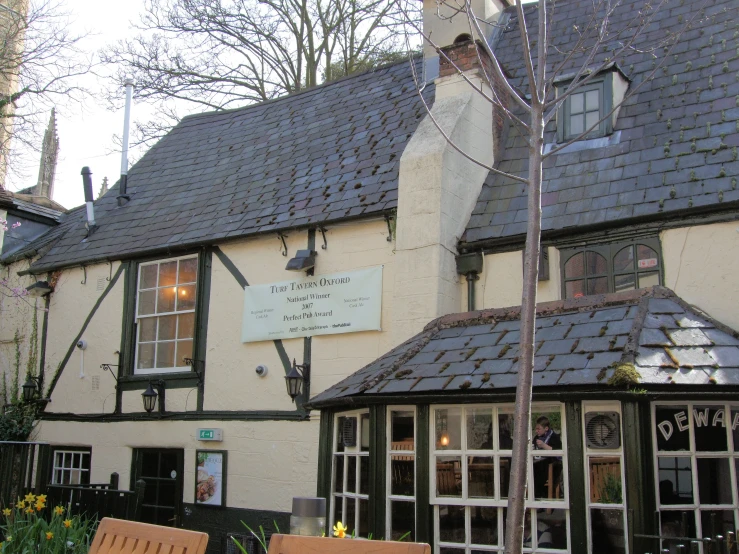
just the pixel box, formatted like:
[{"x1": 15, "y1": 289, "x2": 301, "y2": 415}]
[
  {"x1": 285, "y1": 249, "x2": 317, "y2": 276},
  {"x1": 25, "y1": 281, "x2": 53, "y2": 297},
  {"x1": 142, "y1": 380, "x2": 166, "y2": 414},
  {"x1": 285, "y1": 359, "x2": 310, "y2": 402},
  {"x1": 22, "y1": 375, "x2": 49, "y2": 404},
  {"x1": 184, "y1": 358, "x2": 205, "y2": 385}
]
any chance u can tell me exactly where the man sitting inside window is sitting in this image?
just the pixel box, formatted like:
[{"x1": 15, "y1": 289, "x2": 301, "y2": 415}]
[{"x1": 532, "y1": 416, "x2": 562, "y2": 499}]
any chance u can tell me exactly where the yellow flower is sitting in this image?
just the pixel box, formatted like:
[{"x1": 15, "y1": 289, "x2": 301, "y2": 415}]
[
  {"x1": 35, "y1": 501, "x2": 45, "y2": 512},
  {"x1": 45, "y1": 532, "x2": 54, "y2": 541},
  {"x1": 16, "y1": 501, "x2": 25, "y2": 510},
  {"x1": 25, "y1": 507, "x2": 34, "y2": 514},
  {"x1": 54, "y1": 506, "x2": 64, "y2": 516},
  {"x1": 37, "y1": 495, "x2": 46, "y2": 502},
  {"x1": 63, "y1": 519, "x2": 72, "y2": 528},
  {"x1": 24, "y1": 493, "x2": 36, "y2": 503},
  {"x1": 2, "y1": 508, "x2": 10, "y2": 516},
  {"x1": 333, "y1": 521, "x2": 347, "y2": 539}
]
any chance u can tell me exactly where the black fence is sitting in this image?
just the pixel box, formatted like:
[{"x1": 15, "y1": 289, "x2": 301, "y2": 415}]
[{"x1": 46, "y1": 477, "x2": 146, "y2": 521}]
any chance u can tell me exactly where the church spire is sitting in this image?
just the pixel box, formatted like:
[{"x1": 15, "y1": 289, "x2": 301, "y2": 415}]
[{"x1": 35, "y1": 108, "x2": 59, "y2": 199}]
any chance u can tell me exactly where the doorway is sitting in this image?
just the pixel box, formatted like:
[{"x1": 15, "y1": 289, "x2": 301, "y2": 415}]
[{"x1": 131, "y1": 448, "x2": 184, "y2": 527}]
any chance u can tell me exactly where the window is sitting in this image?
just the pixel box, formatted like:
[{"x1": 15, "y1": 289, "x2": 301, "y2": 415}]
[
  {"x1": 652, "y1": 403, "x2": 739, "y2": 548},
  {"x1": 561, "y1": 238, "x2": 661, "y2": 299},
  {"x1": 387, "y1": 408, "x2": 416, "y2": 541},
  {"x1": 52, "y1": 448, "x2": 91, "y2": 485},
  {"x1": 432, "y1": 404, "x2": 568, "y2": 553},
  {"x1": 331, "y1": 411, "x2": 370, "y2": 538},
  {"x1": 135, "y1": 256, "x2": 198, "y2": 374}
]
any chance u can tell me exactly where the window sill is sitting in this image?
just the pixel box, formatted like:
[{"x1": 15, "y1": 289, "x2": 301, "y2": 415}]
[
  {"x1": 119, "y1": 372, "x2": 200, "y2": 391},
  {"x1": 544, "y1": 130, "x2": 621, "y2": 156}
]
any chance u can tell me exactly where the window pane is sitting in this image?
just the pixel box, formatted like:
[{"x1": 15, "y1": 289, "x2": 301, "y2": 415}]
[
  {"x1": 468, "y1": 455, "x2": 494, "y2": 498},
  {"x1": 658, "y1": 457, "x2": 693, "y2": 504},
  {"x1": 439, "y1": 505, "x2": 465, "y2": 543},
  {"x1": 358, "y1": 498, "x2": 369, "y2": 538},
  {"x1": 176, "y1": 340, "x2": 192, "y2": 367},
  {"x1": 345, "y1": 498, "x2": 356, "y2": 536},
  {"x1": 536, "y1": 509, "x2": 567, "y2": 549},
  {"x1": 138, "y1": 290, "x2": 156, "y2": 315},
  {"x1": 159, "y1": 261, "x2": 177, "y2": 286},
  {"x1": 587, "y1": 276, "x2": 609, "y2": 295},
  {"x1": 436, "y1": 408, "x2": 461, "y2": 450},
  {"x1": 140, "y1": 265, "x2": 158, "y2": 289},
  {"x1": 137, "y1": 343, "x2": 155, "y2": 369},
  {"x1": 360, "y1": 455, "x2": 370, "y2": 495},
  {"x1": 498, "y1": 412, "x2": 514, "y2": 450},
  {"x1": 636, "y1": 245, "x2": 658, "y2": 267},
  {"x1": 656, "y1": 406, "x2": 690, "y2": 451},
  {"x1": 347, "y1": 456, "x2": 357, "y2": 493},
  {"x1": 470, "y1": 506, "x2": 497, "y2": 546},
  {"x1": 139, "y1": 318, "x2": 157, "y2": 342},
  {"x1": 156, "y1": 341, "x2": 175, "y2": 368},
  {"x1": 178, "y1": 258, "x2": 198, "y2": 284},
  {"x1": 590, "y1": 457, "x2": 622, "y2": 504},
  {"x1": 176, "y1": 285, "x2": 196, "y2": 311},
  {"x1": 700, "y1": 510, "x2": 735, "y2": 540},
  {"x1": 614, "y1": 274, "x2": 636, "y2": 292},
  {"x1": 178, "y1": 313, "x2": 195, "y2": 339},
  {"x1": 436, "y1": 456, "x2": 462, "y2": 497},
  {"x1": 586, "y1": 89, "x2": 599, "y2": 109},
  {"x1": 157, "y1": 287, "x2": 176, "y2": 313},
  {"x1": 570, "y1": 113, "x2": 584, "y2": 135},
  {"x1": 500, "y1": 457, "x2": 511, "y2": 499},
  {"x1": 585, "y1": 110, "x2": 600, "y2": 131},
  {"x1": 565, "y1": 252, "x2": 584, "y2": 278},
  {"x1": 694, "y1": 406, "x2": 728, "y2": 451},
  {"x1": 360, "y1": 413, "x2": 370, "y2": 451},
  {"x1": 333, "y1": 497, "x2": 343, "y2": 527},
  {"x1": 467, "y1": 408, "x2": 493, "y2": 450},
  {"x1": 335, "y1": 417, "x2": 346, "y2": 453},
  {"x1": 586, "y1": 251, "x2": 607, "y2": 274},
  {"x1": 570, "y1": 92, "x2": 584, "y2": 114},
  {"x1": 390, "y1": 500, "x2": 415, "y2": 541},
  {"x1": 333, "y1": 455, "x2": 344, "y2": 493},
  {"x1": 566, "y1": 279, "x2": 585, "y2": 299},
  {"x1": 638, "y1": 272, "x2": 660, "y2": 288},
  {"x1": 391, "y1": 458, "x2": 414, "y2": 496},
  {"x1": 158, "y1": 315, "x2": 176, "y2": 340},
  {"x1": 697, "y1": 458, "x2": 732, "y2": 504},
  {"x1": 591, "y1": 509, "x2": 626, "y2": 554},
  {"x1": 391, "y1": 410, "x2": 414, "y2": 448},
  {"x1": 613, "y1": 246, "x2": 634, "y2": 273},
  {"x1": 660, "y1": 510, "x2": 696, "y2": 544}
]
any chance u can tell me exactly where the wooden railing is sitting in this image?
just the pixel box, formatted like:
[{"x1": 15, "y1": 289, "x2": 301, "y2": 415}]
[{"x1": 46, "y1": 479, "x2": 146, "y2": 522}]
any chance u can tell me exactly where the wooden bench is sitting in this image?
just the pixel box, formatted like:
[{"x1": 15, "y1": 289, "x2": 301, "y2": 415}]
[
  {"x1": 266, "y1": 534, "x2": 430, "y2": 553},
  {"x1": 88, "y1": 518, "x2": 209, "y2": 554}
]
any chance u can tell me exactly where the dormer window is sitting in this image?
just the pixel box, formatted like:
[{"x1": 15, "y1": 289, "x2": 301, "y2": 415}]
[{"x1": 556, "y1": 65, "x2": 629, "y2": 143}]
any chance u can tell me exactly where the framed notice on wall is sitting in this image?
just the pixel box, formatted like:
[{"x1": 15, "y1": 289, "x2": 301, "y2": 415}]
[{"x1": 195, "y1": 450, "x2": 227, "y2": 507}]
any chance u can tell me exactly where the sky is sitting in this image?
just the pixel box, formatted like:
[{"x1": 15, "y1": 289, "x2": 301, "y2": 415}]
[{"x1": 6, "y1": 0, "x2": 151, "y2": 209}]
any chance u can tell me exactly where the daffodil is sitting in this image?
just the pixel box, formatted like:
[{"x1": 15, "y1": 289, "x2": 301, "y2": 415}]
[
  {"x1": 54, "y1": 506, "x2": 65, "y2": 516},
  {"x1": 63, "y1": 519, "x2": 72, "y2": 528},
  {"x1": 37, "y1": 495, "x2": 46, "y2": 503},
  {"x1": 25, "y1": 507, "x2": 34, "y2": 514},
  {"x1": 46, "y1": 532, "x2": 54, "y2": 541},
  {"x1": 16, "y1": 501, "x2": 25, "y2": 510},
  {"x1": 2, "y1": 508, "x2": 10, "y2": 516},
  {"x1": 0, "y1": 541, "x2": 4, "y2": 550},
  {"x1": 24, "y1": 493, "x2": 36, "y2": 503},
  {"x1": 35, "y1": 501, "x2": 45, "y2": 511},
  {"x1": 333, "y1": 521, "x2": 347, "y2": 538}
]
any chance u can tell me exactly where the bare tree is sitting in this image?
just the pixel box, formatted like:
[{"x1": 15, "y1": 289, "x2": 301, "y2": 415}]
[
  {"x1": 0, "y1": 0, "x2": 91, "y2": 184},
  {"x1": 102, "y1": 0, "x2": 414, "y2": 146},
  {"x1": 403, "y1": 0, "x2": 713, "y2": 551}
]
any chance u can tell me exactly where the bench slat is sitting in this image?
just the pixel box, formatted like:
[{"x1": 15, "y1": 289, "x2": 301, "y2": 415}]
[{"x1": 266, "y1": 534, "x2": 430, "y2": 553}]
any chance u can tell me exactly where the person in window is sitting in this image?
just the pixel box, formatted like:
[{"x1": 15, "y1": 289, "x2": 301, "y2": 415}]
[
  {"x1": 532, "y1": 416, "x2": 562, "y2": 499},
  {"x1": 523, "y1": 510, "x2": 553, "y2": 548}
]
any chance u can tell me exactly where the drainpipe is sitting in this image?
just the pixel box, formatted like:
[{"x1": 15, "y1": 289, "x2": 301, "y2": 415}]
[
  {"x1": 81, "y1": 167, "x2": 96, "y2": 233},
  {"x1": 117, "y1": 78, "x2": 134, "y2": 207},
  {"x1": 455, "y1": 252, "x2": 484, "y2": 312}
]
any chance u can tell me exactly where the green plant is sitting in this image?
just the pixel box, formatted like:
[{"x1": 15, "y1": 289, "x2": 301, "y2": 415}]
[
  {"x1": 598, "y1": 472, "x2": 623, "y2": 504},
  {"x1": 0, "y1": 403, "x2": 37, "y2": 442},
  {"x1": 232, "y1": 520, "x2": 281, "y2": 553},
  {"x1": 0, "y1": 494, "x2": 97, "y2": 554}
]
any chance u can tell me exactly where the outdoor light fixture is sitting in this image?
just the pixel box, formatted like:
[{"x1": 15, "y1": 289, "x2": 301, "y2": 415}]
[
  {"x1": 22, "y1": 375, "x2": 42, "y2": 403},
  {"x1": 25, "y1": 281, "x2": 52, "y2": 297},
  {"x1": 438, "y1": 411, "x2": 450, "y2": 447},
  {"x1": 285, "y1": 359, "x2": 310, "y2": 402},
  {"x1": 285, "y1": 249, "x2": 317, "y2": 274},
  {"x1": 142, "y1": 380, "x2": 166, "y2": 414}
]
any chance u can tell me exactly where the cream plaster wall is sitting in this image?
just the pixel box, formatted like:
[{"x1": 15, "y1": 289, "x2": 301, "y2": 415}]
[
  {"x1": 662, "y1": 221, "x2": 739, "y2": 330},
  {"x1": 44, "y1": 262, "x2": 123, "y2": 414},
  {"x1": 395, "y1": 73, "x2": 494, "y2": 342},
  {"x1": 478, "y1": 247, "x2": 562, "y2": 309},
  {"x1": 32, "y1": 418, "x2": 319, "y2": 513}
]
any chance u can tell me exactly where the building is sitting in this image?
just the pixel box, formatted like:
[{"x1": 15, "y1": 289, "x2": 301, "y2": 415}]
[{"x1": 0, "y1": 0, "x2": 737, "y2": 552}]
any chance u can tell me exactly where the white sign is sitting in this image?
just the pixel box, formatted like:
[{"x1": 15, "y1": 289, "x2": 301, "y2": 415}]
[
  {"x1": 242, "y1": 266, "x2": 383, "y2": 342},
  {"x1": 638, "y1": 258, "x2": 658, "y2": 268}
]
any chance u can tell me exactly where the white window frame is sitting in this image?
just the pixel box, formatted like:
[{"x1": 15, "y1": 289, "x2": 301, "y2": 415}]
[
  {"x1": 134, "y1": 254, "x2": 198, "y2": 375},
  {"x1": 331, "y1": 410, "x2": 370, "y2": 537},
  {"x1": 651, "y1": 401, "x2": 739, "y2": 544},
  {"x1": 386, "y1": 406, "x2": 417, "y2": 541},
  {"x1": 582, "y1": 401, "x2": 629, "y2": 554},
  {"x1": 51, "y1": 449, "x2": 91, "y2": 485},
  {"x1": 431, "y1": 403, "x2": 569, "y2": 553}
]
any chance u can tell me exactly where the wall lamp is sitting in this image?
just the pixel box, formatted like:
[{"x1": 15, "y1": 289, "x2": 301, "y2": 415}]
[
  {"x1": 285, "y1": 249, "x2": 317, "y2": 275},
  {"x1": 25, "y1": 281, "x2": 53, "y2": 297},
  {"x1": 285, "y1": 359, "x2": 310, "y2": 402},
  {"x1": 22, "y1": 375, "x2": 45, "y2": 403},
  {"x1": 142, "y1": 380, "x2": 166, "y2": 414}
]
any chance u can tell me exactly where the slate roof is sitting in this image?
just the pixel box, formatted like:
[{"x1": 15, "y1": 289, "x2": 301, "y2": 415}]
[
  {"x1": 16, "y1": 59, "x2": 433, "y2": 272},
  {"x1": 309, "y1": 287, "x2": 739, "y2": 407},
  {"x1": 463, "y1": 0, "x2": 739, "y2": 246}
]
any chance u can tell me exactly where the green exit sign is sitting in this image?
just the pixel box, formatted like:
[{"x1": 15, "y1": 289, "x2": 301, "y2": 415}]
[{"x1": 197, "y1": 428, "x2": 223, "y2": 441}]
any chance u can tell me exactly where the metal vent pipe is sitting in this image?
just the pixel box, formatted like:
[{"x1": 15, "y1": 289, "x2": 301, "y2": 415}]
[{"x1": 81, "y1": 166, "x2": 96, "y2": 227}]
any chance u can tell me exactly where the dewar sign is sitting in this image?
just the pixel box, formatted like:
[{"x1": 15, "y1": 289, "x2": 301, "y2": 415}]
[{"x1": 241, "y1": 266, "x2": 382, "y2": 342}]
